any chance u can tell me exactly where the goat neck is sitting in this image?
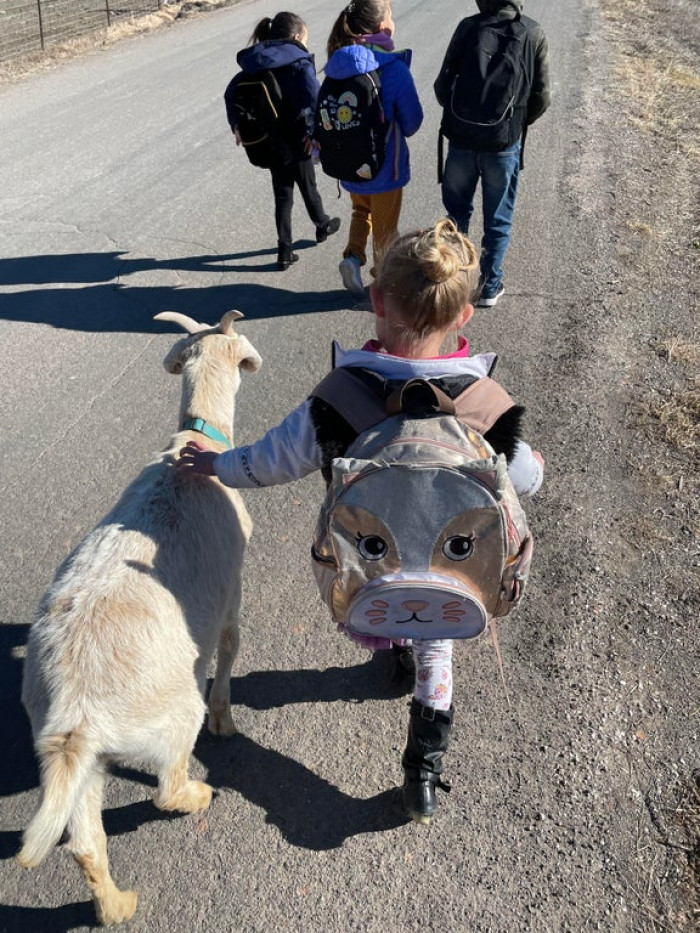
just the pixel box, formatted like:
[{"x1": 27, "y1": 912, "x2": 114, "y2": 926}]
[{"x1": 179, "y1": 351, "x2": 239, "y2": 448}]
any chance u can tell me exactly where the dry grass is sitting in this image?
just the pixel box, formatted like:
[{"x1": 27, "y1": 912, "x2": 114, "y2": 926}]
[
  {"x1": 648, "y1": 382, "x2": 700, "y2": 454},
  {"x1": 617, "y1": 52, "x2": 700, "y2": 144},
  {"x1": 654, "y1": 335, "x2": 700, "y2": 366},
  {"x1": 650, "y1": 337, "x2": 700, "y2": 454},
  {"x1": 600, "y1": 0, "x2": 700, "y2": 466},
  {"x1": 0, "y1": 0, "x2": 234, "y2": 84},
  {"x1": 673, "y1": 773, "x2": 700, "y2": 914},
  {"x1": 598, "y1": 1, "x2": 700, "y2": 929}
]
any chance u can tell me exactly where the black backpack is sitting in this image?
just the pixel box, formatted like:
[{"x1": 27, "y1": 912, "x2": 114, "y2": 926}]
[
  {"x1": 225, "y1": 69, "x2": 292, "y2": 169},
  {"x1": 440, "y1": 16, "x2": 530, "y2": 152},
  {"x1": 314, "y1": 70, "x2": 386, "y2": 182}
]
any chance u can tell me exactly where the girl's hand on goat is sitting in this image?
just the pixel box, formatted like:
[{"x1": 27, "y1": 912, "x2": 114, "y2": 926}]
[{"x1": 176, "y1": 440, "x2": 218, "y2": 475}]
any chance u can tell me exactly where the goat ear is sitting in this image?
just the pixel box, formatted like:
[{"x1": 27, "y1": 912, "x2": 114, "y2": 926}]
[
  {"x1": 163, "y1": 339, "x2": 187, "y2": 375},
  {"x1": 236, "y1": 335, "x2": 262, "y2": 373}
]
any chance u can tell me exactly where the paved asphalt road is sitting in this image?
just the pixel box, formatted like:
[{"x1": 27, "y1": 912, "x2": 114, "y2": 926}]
[{"x1": 0, "y1": 2, "x2": 595, "y2": 931}]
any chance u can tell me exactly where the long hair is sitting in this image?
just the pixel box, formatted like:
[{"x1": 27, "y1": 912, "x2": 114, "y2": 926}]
[
  {"x1": 249, "y1": 11, "x2": 306, "y2": 46},
  {"x1": 326, "y1": 1, "x2": 390, "y2": 57}
]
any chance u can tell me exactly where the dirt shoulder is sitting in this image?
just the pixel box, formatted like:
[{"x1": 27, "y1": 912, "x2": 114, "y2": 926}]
[{"x1": 569, "y1": 0, "x2": 699, "y2": 928}]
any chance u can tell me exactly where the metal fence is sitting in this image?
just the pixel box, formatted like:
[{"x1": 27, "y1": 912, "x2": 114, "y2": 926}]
[{"x1": 0, "y1": 1, "x2": 169, "y2": 61}]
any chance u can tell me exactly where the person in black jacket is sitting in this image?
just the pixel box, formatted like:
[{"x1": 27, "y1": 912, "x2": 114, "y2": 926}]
[
  {"x1": 434, "y1": 0, "x2": 550, "y2": 306},
  {"x1": 224, "y1": 13, "x2": 340, "y2": 269}
]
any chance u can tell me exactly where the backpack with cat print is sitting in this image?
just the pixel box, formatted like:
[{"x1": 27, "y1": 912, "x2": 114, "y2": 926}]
[
  {"x1": 314, "y1": 70, "x2": 386, "y2": 182},
  {"x1": 225, "y1": 69, "x2": 293, "y2": 169},
  {"x1": 440, "y1": 14, "x2": 531, "y2": 151},
  {"x1": 310, "y1": 368, "x2": 533, "y2": 643}
]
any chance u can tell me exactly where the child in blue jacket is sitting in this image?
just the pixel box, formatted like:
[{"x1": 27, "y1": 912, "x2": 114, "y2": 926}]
[{"x1": 324, "y1": 1, "x2": 423, "y2": 295}]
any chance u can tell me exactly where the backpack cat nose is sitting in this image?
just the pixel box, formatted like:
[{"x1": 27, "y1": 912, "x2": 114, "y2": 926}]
[{"x1": 402, "y1": 600, "x2": 429, "y2": 613}]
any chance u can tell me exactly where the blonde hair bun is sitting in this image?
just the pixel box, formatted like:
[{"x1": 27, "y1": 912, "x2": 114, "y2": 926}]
[
  {"x1": 375, "y1": 218, "x2": 480, "y2": 337},
  {"x1": 414, "y1": 218, "x2": 478, "y2": 283}
]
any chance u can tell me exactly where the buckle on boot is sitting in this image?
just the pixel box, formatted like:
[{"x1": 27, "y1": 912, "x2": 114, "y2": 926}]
[{"x1": 410, "y1": 698, "x2": 436, "y2": 721}]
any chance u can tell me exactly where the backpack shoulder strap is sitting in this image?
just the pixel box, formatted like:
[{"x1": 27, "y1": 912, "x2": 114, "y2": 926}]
[
  {"x1": 311, "y1": 367, "x2": 388, "y2": 434},
  {"x1": 453, "y1": 377, "x2": 516, "y2": 435},
  {"x1": 313, "y1": 367, "x2": 504, "y2": 434}
]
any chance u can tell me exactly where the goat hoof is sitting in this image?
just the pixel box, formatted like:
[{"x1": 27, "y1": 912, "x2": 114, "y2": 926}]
[
  {"x1": 207, "y1": 708, "x2": 237, "y2": 737},
  {"x1": 155, "y1": 780, "x2": 212, "y2": 814},
  {"x1": 95, "y1": 888, "x2": 138, "y2": 925}
]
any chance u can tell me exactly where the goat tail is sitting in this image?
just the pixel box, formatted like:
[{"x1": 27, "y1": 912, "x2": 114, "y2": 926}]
[{"x1": 17, "y1": 730, "x2": 97, "y2": 868}]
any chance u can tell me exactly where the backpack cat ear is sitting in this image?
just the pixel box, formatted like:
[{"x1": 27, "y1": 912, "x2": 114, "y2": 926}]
[
  {"x1": 330, "y1": 457, "x2": 377, "y2": 494},
  {"x1": 456, "y1": 453, "x2": 508, "y2": 499}
]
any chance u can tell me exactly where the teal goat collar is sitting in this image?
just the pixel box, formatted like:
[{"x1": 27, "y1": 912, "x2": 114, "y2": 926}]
[{"x1": 182, "y1": 417, "x2": 232, "y2": 449}]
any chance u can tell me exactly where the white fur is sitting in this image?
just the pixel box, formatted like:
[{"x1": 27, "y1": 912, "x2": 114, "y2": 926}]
[{"x1": 17, "y1": 311, "x2": 261, "y2": 925}]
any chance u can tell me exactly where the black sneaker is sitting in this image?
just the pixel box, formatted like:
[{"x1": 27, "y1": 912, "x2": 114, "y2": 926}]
[
  {"x1": 316, "y1": 217, "x2": 341, "y2": 243},
  {"x1": 476, "y1": 284, "x2": 505, "y2": 308}
]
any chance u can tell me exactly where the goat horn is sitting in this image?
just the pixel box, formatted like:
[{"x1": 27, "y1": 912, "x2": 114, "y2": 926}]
[
  {"x1": 220, "y1": 310, "x2": 244, "y2": 335},
  {"x1": 153, "y1": 311, "x2": 208, "y2": 334}
]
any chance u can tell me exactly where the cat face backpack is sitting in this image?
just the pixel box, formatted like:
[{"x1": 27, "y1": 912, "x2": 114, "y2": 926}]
[{"x1": 310, "y1": 369, "x2": 533, "y2": 642}]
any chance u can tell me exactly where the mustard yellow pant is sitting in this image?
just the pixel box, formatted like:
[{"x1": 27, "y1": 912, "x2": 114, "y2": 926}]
[{"x1": 343, "y1": 187, "x2": 403, "y2": 276}]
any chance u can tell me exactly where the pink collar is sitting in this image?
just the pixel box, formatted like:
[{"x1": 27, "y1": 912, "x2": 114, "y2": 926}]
[{"x1": 361, "y1": 335, "x2": 470, "y2": 360}]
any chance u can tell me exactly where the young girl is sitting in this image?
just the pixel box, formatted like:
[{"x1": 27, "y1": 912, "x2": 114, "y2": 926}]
[
  {"x1": 177, "y1": 219, "x2": 544, "y2": 823},
  {"x1": 323, "y1": 1, "x2": 423, "y2": 295},
  {"x1": 224, "y1": 12, "x2": 340, "y2": 269}
]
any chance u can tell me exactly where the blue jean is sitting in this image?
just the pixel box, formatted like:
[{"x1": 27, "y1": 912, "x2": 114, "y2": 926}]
[{"x1": 441, "y1": 141, "x2": 521, "y2": 297}]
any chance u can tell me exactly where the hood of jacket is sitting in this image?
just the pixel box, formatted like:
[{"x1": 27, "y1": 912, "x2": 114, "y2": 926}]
[
  {"x1": 476, "y1": 0, "x2": 523, "y2": 16},
  {"x1": 237, "y1": 39, "x2": 311, "y2": 73},
  {"x1": 333, "y1": 341, "x2": 497, "y2": 382},
  {"x1": 324, "y1": 44, "x2": 411, "y2": 80}
]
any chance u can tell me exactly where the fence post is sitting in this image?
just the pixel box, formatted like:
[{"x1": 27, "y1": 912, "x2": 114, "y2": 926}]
[
  {"x1": 36, "y1": 0, "x2": 45, "y2": 50},
  {"x1": 105, "y1": 0, "x2": 111, "y2": 28}
]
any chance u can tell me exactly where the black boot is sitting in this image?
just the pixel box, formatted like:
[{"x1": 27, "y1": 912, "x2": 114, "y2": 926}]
[
  {"x1": 277, "y1": 244, "x2": 299, "y2": 270},
  {"x1": 401, "y1": 699, "x2": 453, "y2": 825}
]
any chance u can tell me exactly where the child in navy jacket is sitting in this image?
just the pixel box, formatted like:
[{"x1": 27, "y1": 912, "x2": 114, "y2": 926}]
[{"x1": 224, "y1": 12, "x2": 340, "y2": 269}]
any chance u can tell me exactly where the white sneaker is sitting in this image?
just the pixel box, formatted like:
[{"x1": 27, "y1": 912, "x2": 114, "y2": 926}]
[
  {"x1": 476, "y1": 284, "x2": 505, "y2": 308},
  {"x1": 339, "y1": 255, "x2": 364, "y2": 296}
]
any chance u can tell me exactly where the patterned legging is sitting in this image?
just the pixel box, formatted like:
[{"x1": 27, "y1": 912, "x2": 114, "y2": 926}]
[{"x1": 412, "y1": 639, "x2": 453, "y2": 711}]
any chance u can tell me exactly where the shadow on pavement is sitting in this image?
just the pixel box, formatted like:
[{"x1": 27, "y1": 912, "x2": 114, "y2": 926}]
[
  {"x1": 192, "y1": 655, "x2": 413, "y2": 850},
  {"x1": 0, "y1": 248, "x2": 352, "y2": 333},
  {"x1": 0, "y1": 624, "x2": 38, "y2": 801},
  {"x1": 229, "y1": 652, "x2": 413, "y2": 710},
  {"x1": 196, "y1": 731, "x2": 410, "y2": 851},
  {"x1": 0, "y1": 902, "x2": 95, "y2": 933}
]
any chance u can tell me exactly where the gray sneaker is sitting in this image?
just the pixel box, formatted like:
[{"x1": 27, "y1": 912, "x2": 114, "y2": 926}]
[
  {"x1": 339, "y1": 255, "x2": 364, "y2": 296},
  {"x1": 476, "y1": 284, "x2": 505, "y2": 308}
]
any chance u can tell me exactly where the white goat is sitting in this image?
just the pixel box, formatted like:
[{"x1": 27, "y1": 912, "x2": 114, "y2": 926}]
[{"x1": 17, "y1": 310, "x2": 261, "y2": 925}]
